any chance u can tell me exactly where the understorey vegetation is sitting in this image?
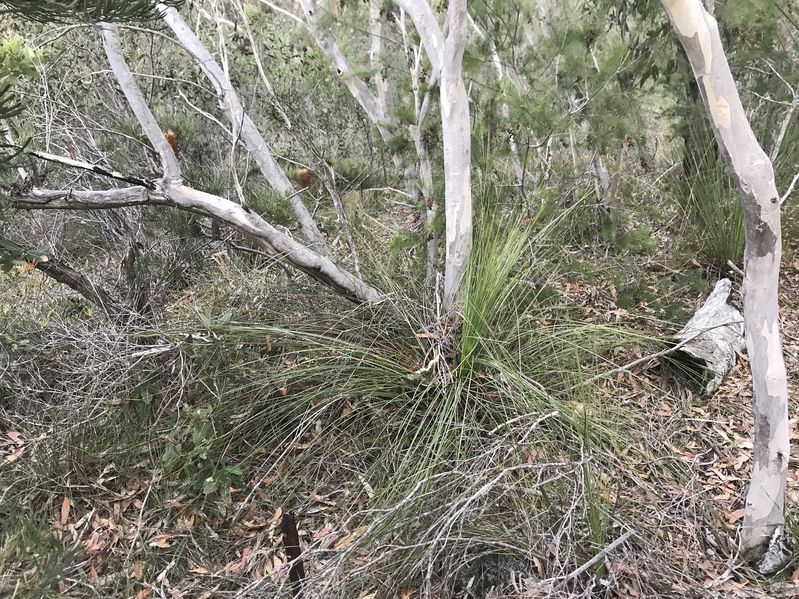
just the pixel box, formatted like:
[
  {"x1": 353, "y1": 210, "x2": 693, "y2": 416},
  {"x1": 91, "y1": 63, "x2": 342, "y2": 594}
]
[{"x1": 1, "y1": 0, "x2": 799, "y2": 597}]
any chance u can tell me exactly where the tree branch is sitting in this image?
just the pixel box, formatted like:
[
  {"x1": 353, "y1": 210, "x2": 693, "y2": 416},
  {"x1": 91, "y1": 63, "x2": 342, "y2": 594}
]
[
  {"x1": 12, "y1": 183, "x2": 385, "y2": 305},
  {"x1": 13, "y1": 186, "x2": 153, "y2": 209},
  {"x1": 35, "y1": 257, "x2": 124, "y2": 317},
  {"x1": 296, "y1": 0, "x2": 394, "y2": 141},
  {"x1": 101, "y1": 23, "x2": 181, "y2": 183},
  {"x1": 29, "y1": 150, "x2": 156, "y2": 190},
  {"x1": 158, "y1": 5, "x2": 327, "y2": 253},
  {"x1": 369, "y1": 0, "x2": 392, "y2": 120},
  {"x1": 394, "y1": 0, "x2": 444, "y2": 74}
]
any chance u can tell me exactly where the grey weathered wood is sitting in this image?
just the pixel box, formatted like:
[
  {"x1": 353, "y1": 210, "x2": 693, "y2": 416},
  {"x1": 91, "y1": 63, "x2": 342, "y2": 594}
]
[
  {"x1": 101, "y1": 24, "x2": 181, "y2": 184},
  {"x1": 35, "y1": 23, "x2": 386, "y2": 306},
  {"x1": 671, "y1": 278, "x2": 743, "y2": 395},
  {"x1": 157, "y1": 7, "x2": 327, "y2": 254}
]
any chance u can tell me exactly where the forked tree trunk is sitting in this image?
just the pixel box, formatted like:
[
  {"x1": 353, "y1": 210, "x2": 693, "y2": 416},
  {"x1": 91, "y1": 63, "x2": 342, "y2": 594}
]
[
  {"x1": 395, "y1": 0, "x2": 472, "y2": 313},
  {"x1": 662, "y1": 0, "x2": 790, "y2": 559}
]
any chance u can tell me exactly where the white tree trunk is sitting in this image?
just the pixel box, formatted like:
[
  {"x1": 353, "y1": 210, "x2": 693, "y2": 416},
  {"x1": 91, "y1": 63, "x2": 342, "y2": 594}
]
[
  {"x1": 395, "y1": 0, "x2": 472, "y2": 313},
  {"x1": 96, "y1": 23, "x2": 382, "y2": 305},
  {"x1": 662, "y1": 0, "x2": 790, "y2": 559},
  {"x1": 157, "y1": 7, "x2": 327, "y2": 254},
  {"x1": 440, "y1": 41, "x2": 471, "y2": 311}
]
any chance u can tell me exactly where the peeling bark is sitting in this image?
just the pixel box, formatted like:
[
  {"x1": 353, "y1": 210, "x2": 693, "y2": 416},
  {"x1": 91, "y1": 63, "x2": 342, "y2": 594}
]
[
  {"x1": 670, "y1": 278, "x2": 743, "y2": 395},
  {"x1": 662, "y1": 0, "x2": 790, "y2": 558}
]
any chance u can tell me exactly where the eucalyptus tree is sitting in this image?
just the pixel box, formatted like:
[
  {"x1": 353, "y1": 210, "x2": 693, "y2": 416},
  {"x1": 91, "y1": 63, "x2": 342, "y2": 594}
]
[
  {"x1": 5, "y1": 0, "x2": 476, "y2": 324},
  {"x1": 393, "y1": 0, "x2": 471, "y2": 312},
  {"x1": 3, "y1": 2, "x2": 382, "y2": 306},
  {"x1": 662, "y1": 0, "x2": 790, "y2": 567}
]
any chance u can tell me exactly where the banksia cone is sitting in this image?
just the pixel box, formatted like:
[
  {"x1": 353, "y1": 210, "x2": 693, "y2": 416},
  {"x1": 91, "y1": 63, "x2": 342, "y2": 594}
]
[
  {"x1": 297, "y1": 168, "x2": 311, "y2": 189},
  {"x1": 164, "y1": 130, "x2": 179, "y2": 155}
]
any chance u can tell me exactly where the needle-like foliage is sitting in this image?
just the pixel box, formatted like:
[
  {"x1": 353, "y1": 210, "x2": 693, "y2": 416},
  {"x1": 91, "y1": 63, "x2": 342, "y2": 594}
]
[{"x1": 0, "y1": 0, "x2": 183, "y2": 23}]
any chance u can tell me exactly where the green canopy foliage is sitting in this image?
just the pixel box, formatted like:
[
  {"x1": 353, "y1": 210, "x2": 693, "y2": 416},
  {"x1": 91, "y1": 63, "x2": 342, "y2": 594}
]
[{"x1": 0, "y1": 0, "x2": 183, "y2": 23}]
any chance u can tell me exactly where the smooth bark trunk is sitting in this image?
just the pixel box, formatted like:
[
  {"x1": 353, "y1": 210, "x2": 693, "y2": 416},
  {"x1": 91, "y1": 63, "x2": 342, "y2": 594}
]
[
  {"x1": 395, "y1": 0, "x2": 472, "y2": 313},
  {"x1": 662, "y1": 0, "x2": 789, "y2": 559}
]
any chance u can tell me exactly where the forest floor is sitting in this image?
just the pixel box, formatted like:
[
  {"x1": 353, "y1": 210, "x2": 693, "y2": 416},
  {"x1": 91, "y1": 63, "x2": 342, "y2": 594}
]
[{"x1": 3, "y1": 198, "x2": 799, "y2": 598}]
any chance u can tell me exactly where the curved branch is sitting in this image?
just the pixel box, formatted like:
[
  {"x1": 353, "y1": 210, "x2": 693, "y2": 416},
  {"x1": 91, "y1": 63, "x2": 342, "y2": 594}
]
[
  {"x1": 157, "y1": 6, "x2": 327, "y2": 253},
  {"x1": 29, "y1": 150, "x2": 156, "y2": 189},
  {"x1": 101, "y1": 23, "x2": 181, "y2": 183},
  {"x1": 13, "y1": 183, "x2": 385, "y2": 305},
  {"x1": 35, "y1": 258, "x2": 124, "y2": 317}
]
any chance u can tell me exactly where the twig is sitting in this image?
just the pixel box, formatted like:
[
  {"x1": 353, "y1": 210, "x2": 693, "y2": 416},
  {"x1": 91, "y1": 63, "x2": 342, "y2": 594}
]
[
  {"x1": 280, "y1": 511, "x2": 306, "y2": 598},
  {"x1": 177, "y1": 89, "x2": 233, "y2": 139},
  {"x1": 488, "y1": 410, "x2": 559, "y2": 435},
  {"x1": 767, "y1": 60, "x2": 796, "y2": 163},
  {"x1": 4, "y1": 125, "x2": 30, "y2": 181},
  {"x1": 28, "y1": 150, "x2": 156, "y2": 190},
  {"x1": 727, "y1": 259, "x2": 744, "y2": 278},
  {"x1": 556, "y1": 530, "x2": 634, "y2": 581},
  {"x1": 257, "y1": 0, "x2": 303, "y2": 23},
  {"x1": 771, "y1": 98, "x2": 797, "y2": 162},
  {"x1": 780, "y1": 171, "x2": 799, "y2": 206}
]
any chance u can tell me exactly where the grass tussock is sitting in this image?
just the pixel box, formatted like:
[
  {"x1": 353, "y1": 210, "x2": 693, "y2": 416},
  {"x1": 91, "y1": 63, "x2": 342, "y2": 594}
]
[{"x1": 0, "y1": 206, "x2": 708, "y2": 599}]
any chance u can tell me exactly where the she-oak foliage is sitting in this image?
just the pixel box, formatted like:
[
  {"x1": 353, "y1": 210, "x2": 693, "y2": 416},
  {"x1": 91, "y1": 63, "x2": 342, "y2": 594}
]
[{"x1": 0, "y1": 0, "x2": 183, "y2": 23}]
